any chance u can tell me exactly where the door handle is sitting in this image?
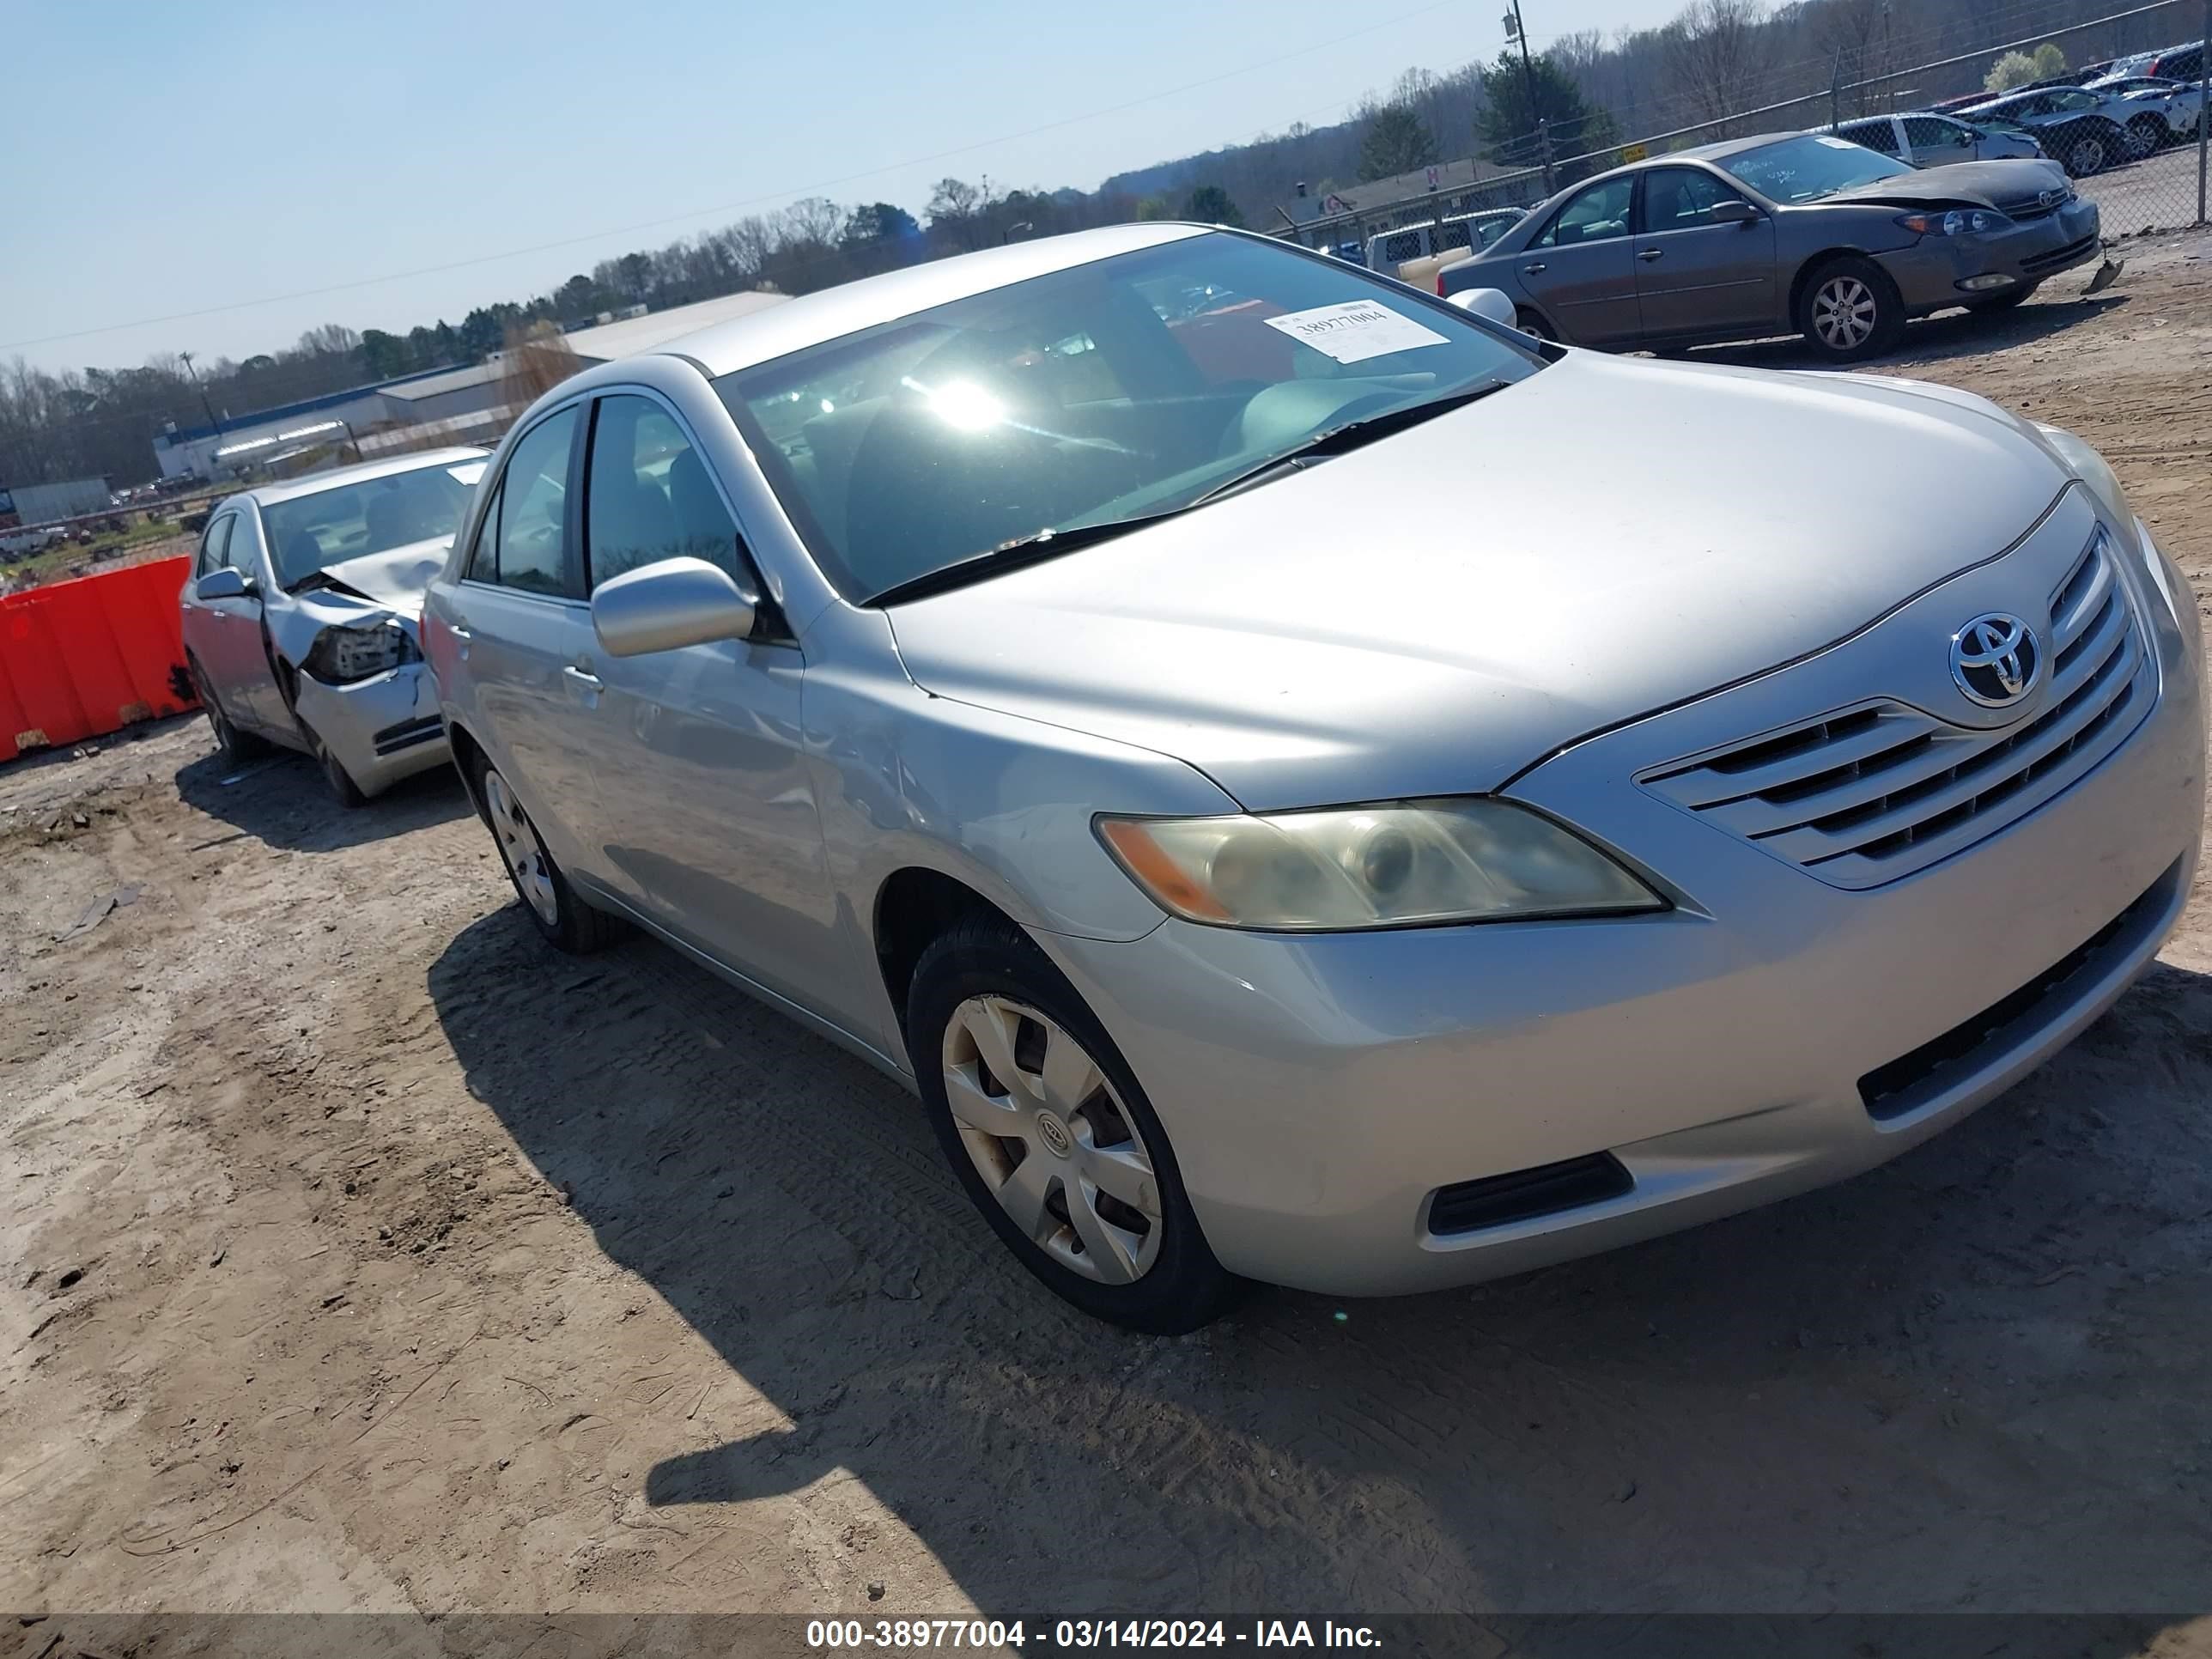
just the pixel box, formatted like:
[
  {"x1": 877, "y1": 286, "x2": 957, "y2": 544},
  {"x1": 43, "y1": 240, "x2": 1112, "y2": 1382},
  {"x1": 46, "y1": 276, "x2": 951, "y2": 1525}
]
[
  {"x1": 1638, "y1": 248, "x2": 1665, "y2": 261},
  {"x1": 1522, "y1": 261, "x2": 1547, "y2": 274},
  {"x1": 447, "y1": 623, "x2": 472, "y2": 641},
  {"x1": 563, "y1": 665, "x2": 603, "y2": 692}
]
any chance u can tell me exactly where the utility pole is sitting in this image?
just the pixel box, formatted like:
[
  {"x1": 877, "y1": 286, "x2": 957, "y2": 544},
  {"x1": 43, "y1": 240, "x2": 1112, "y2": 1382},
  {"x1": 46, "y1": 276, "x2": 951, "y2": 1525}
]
[
  {"x1": 2197, "y1": 0, "x2": 2208, "y2": 226},
  {"x1": 178, "y1": 350, "x2": 222, "y2": 445},
  {"x1": 1504, "y1": 0, "x2": 1557, "y2": 195}
]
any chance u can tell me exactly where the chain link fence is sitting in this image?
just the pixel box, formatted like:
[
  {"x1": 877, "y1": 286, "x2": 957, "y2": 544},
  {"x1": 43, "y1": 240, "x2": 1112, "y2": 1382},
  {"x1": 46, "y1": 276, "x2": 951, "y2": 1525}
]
[{"x1": 1286, "y1": 0, "x2": 2209, "y2": 266}]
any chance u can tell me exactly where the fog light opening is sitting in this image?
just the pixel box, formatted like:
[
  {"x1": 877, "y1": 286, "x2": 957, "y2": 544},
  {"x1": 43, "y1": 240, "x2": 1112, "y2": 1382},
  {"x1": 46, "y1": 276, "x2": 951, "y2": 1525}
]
[{"x1": 1957, "y1": 273, "x2": 2015, "y2": 292}]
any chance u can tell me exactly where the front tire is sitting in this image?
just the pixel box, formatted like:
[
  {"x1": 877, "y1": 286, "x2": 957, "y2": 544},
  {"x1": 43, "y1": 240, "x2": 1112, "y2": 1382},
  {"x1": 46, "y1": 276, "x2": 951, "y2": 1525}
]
[
  {"x1": 2058, "y1": 124, "x2": 2112, "y2": 176},
  {"x1": 908, "y1": 914, "x2": 1238, "y2": 1333},
  {"x1": 1796, "y1": 256, "x2": 1905, "y2": 362},
  {"x1": 306, "y1": 726, "x2": 368, "y2": 809},
  {"x1": 187, "y1": 653, "x2": 264, "y2": 764},
  {"x1": 2124, "y1": 113, "x2": 2166, "y2": 157},
  {"x1": 471, "y1": 755, "x2": 621, "y2": 953}
]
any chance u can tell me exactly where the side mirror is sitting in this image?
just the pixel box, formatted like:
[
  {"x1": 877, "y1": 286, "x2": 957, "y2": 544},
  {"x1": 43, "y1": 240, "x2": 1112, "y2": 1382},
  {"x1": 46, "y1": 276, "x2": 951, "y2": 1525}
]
[
  {"x1": 1448, "y1": 287, "x2": 1517, "y2": 326},
  {"x1": 196, "y1": 567, "x2": 254, "y2": 602},
  {"x1": 591, "y1": 556, "x2": 757, "y2": 658},
  {"x1": 1708, "y1": 199, "x2": 1762, "y2": 225}
]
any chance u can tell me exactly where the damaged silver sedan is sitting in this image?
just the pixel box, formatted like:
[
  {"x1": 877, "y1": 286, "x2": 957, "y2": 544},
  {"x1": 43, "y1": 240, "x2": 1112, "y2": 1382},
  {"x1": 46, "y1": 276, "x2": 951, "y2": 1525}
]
[{"x1": 178, "y1": 449, "x2": 488, "y2": 804}]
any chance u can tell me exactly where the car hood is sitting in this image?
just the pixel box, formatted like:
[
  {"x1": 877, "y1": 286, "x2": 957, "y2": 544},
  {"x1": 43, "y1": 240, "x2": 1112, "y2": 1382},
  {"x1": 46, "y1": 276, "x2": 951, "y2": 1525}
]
[
  {"x1": 884, "y1": 352, "x2": 2070, "y2": 811},
  {"x1": 267, "y1": 536, "x2": 449, "y2": 663},
  {"x1": 1824, "y1": 156, "x2": 2071, "y2": 210}
]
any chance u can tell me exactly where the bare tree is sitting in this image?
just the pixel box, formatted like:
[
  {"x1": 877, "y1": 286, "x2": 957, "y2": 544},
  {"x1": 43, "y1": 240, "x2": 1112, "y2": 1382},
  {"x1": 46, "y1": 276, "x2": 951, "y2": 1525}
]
[
  {"x1": 1663, "y1": 0, "x2": 1773, "y2": 132},
  {"x1": 1814, "y1": 0, "x2": 1887, "y2": 115}
]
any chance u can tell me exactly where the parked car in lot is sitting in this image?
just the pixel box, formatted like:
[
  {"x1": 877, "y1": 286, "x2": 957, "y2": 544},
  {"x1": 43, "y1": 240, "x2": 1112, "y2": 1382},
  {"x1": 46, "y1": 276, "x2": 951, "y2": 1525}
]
[
  {"x1": 2081, "y1": 73, "x2": 2205, "y2": 144},
  {"x1": 1956, "y1": 85, "x2": 2146, "y2": 173},
  {"x1": 424, "y1": 222, "x2": 2202, "y2": 1332},
  {"x1": 1369, "y1": 210, "x2": 1528, "y2": 290},
  {"x1": 179, "y1": 449, "x2": 488, "y2": 803},
  {"x1": 1818, "y1": 111, "x2": 2043, "y2": 163},
  {"x1": 2145, "y1": 40, "x2": 2203, "y2": 83},
  {"x1": 1442, "y1": 133, "x2": 2100, "y2": 359}
]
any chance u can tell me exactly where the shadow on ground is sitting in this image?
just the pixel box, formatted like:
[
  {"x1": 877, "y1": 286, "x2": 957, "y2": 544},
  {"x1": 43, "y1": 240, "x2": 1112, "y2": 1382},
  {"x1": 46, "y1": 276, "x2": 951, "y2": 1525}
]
[
  {"x1": 1692, "y1": 289, "x2": 2129, "y2": 372},
  {"x1": 175, "y1": 740, "x2": 469, "y2": 853},
  {"x1": 428, "y1": 901, "x2": 2212, "y2": 1625}
]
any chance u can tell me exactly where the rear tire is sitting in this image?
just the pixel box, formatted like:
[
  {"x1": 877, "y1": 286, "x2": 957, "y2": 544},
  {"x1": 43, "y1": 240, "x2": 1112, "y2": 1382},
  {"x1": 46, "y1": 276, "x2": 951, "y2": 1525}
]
[
  {"x1": 1515, "y1": 307, "x2": 1555, "y2": 342},
  {"x1": 908, "y1": 913, "x2": 1240, "y2": 1334},
  {"x1": 2124, "y1": 114, "x2": 2166, "y2": 157},
  {"x1": 1796, "y1": 255, "x2": 1905, "y2": 362},
  {"x1": 470, "y1": 753, "x2": 621, "y2": 953}
]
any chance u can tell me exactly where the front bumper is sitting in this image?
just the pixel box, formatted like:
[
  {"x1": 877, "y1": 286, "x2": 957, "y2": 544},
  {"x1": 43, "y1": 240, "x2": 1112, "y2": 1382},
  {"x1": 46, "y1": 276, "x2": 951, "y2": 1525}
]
[
  {"x1": 1036, "y1": 497, "x2": 2203, "y2": 1297},
  {"x1": 1878, "y1": 196, "x2": 2103, "y2": 308},
  {"x1": 291, "y1": 660, "x2": 452, "y2": 799}
]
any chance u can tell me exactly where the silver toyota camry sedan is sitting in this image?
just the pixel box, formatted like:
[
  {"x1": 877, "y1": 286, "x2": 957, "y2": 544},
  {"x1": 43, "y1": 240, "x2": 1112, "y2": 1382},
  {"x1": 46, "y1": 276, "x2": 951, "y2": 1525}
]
[
  {"x1": 423, "y1": 223, "x2": 2203, "y2": 1332},
  {"x1": 180, "y1": 449, "x2": 488, "y2": 802}
]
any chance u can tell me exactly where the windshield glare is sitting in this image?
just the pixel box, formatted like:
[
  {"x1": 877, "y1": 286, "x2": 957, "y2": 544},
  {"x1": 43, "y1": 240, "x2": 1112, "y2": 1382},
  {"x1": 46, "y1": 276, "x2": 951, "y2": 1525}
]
[
  {"x1": 1717, "y1": 134, "x2": 1916, "y2": 203},
  {"x1": 262, "y1": 462, "x2": 481, "y2": 589},
  {"x1": 715, "y1": 233, "x2": 1541, "y2": 603}
]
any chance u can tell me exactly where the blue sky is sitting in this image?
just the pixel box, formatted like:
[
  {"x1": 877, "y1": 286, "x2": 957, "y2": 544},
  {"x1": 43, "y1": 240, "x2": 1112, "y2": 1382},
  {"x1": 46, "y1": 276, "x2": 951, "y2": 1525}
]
[{"x1": 3, "y1": 0, "x2": 1675, "y2": 374}]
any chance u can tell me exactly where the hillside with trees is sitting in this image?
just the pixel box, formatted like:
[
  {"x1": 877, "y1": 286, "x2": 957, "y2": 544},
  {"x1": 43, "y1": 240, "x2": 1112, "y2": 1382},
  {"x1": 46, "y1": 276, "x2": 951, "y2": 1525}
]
[{"x1": 3, "y1": 0, "x2": 2189, "y2": 489}]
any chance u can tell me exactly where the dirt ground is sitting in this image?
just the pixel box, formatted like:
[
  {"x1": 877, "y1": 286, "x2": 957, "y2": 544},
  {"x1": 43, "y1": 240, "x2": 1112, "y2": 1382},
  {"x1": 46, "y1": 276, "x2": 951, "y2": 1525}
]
[{"x1": 6, "y1": 235, "x2": 2212, "y2": 1642}]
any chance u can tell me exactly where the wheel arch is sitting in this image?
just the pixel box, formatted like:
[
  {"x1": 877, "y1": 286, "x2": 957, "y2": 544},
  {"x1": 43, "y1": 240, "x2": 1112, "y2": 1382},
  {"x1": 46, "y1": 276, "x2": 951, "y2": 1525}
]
[
  {"x1": 872, "y1": 866, "x2": 1023, "y2": 1043},
  {"x1": 1788, "y1": 246, "x2": 1887, "y2": 324}
]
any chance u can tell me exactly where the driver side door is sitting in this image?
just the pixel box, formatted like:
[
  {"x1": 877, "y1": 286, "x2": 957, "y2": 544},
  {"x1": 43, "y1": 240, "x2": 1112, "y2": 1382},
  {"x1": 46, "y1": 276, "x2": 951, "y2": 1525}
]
[{"x1": 1514, "y1": 174, "x2": 1642, "y2": 346}]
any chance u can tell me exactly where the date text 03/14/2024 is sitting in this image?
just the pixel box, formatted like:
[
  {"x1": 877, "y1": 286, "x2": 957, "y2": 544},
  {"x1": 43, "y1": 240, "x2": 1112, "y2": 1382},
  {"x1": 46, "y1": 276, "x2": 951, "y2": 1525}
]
[{"x1": 804, "y1": 1619, "x2": 1383, "y2": 1649}]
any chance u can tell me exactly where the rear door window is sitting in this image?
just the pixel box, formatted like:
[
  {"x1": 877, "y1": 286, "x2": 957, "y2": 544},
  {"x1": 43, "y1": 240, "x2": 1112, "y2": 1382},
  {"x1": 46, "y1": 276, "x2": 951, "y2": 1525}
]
[
  {"x1": 487, "y1": 406, "x2": 580, "y2": 597},
  {"x1": 1838, "y1": 118, "x2": 1899, "y2": 154}
]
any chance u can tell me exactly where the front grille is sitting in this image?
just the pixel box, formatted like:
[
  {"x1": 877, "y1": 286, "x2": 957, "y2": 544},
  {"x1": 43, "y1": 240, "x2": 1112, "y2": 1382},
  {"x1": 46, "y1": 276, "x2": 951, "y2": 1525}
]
[
  {"x1": 2022, "y1": 233, "x2": 2099, "y2": 276},
  {"x1": 1999, "y1": 190, "x2": 2069, "y2": 222},
  {"x1": 1858, "y1": 859, "x2": 2179, "y2": 1119},
  {"x1": 1428, "y1": 1152, "x2": 1634, "y2": 1237},
  {"x1": 1641, "y1": 531, "x2": 2154, "y2": 890}
]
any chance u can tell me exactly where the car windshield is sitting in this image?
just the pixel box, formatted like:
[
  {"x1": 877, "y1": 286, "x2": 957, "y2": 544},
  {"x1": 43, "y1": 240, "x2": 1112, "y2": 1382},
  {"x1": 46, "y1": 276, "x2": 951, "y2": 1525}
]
[
  {"x1": 261, "y1": 459, "x2": 485, "y2": 590},
  {"x1": 714, "y1": 232, "x2": 1541, "y2": 603},
  {"x1": 1717, "y1": 134, "x2": 1917, "y2": 203}
]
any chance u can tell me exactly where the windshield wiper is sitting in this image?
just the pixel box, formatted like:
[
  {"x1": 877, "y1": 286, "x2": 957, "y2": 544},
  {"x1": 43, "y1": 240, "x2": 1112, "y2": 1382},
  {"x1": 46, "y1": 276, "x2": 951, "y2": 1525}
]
[
  {"x1": 1184, "y1": 378, "x2": 1514, "y2": 509},
  {"x1": 866, "y1": 508, "x2": 1194, "y2": 606},
  {"x1": 865, "y1": 379, "x2": 1515, "y2": 607}
]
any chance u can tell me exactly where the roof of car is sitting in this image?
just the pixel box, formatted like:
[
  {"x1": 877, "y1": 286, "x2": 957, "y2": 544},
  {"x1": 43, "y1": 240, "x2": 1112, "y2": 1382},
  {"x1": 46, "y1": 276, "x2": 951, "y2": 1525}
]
[
  {"x1": 231, "y1": 447, "x2": 489, "y2": 508},
  {"x1": 653, "y1": 222, "x2": 1212, "y2": 379}
]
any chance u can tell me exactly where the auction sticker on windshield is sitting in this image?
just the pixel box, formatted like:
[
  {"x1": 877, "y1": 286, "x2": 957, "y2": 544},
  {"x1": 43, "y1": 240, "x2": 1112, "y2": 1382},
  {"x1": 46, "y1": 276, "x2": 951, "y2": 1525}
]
[{"x1": 1263, "y1": 300, "x2": 1448, "y2": 364}]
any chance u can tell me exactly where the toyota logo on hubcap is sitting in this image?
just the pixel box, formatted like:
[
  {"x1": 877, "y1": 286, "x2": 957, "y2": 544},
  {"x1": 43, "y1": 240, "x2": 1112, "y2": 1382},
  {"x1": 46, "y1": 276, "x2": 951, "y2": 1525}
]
[{"x1": 1950, "y1": 613, "x2": 2041, "y2": 708}]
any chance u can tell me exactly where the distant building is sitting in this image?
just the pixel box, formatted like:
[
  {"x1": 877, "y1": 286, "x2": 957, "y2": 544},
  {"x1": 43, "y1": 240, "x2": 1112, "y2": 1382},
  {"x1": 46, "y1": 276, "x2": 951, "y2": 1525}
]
[
  {"x1": 1279, "y1": 157, "x2": 1537, "y2": 250},
  {"x1": 155, "y1": 289, "x2": 791, "y2": 477}
]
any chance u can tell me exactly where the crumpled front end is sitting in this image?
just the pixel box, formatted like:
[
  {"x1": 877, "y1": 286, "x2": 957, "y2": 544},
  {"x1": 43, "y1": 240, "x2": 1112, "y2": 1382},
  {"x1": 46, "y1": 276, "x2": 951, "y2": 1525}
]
[{"x1": 268, "y1": 543, "x2": 453, "y2": 799}]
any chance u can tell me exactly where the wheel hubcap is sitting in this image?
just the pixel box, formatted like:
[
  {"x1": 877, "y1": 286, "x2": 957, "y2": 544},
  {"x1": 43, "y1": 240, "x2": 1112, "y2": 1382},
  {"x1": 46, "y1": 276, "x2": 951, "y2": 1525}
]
[
  {"x1": 1814, "y1": 276, "x2": 1876, "y2": 349},
  {"x1": 483, "y1": 770, "x2": 559, "y2": 926},
  {"x1": 2072, "y1": 137, "x2": 2103, "y2": 172},
  {"x1": 942, "y1": 995, "x2": 1163, "y2": 1285}
]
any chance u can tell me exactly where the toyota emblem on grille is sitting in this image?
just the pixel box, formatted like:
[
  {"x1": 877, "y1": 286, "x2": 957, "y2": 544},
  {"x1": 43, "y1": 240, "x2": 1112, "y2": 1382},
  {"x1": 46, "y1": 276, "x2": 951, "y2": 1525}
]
[
  {"x1": 2039, "y1": 188, "x2": 2063, "y2": 210},
  {"x1": 1950, "y1": 613, "x2": 2041, "y2": 708}
]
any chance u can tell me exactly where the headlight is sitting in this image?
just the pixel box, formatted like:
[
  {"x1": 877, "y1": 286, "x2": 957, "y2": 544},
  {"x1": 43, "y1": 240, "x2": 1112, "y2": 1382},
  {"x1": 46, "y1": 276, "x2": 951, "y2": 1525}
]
[
  {"x1": 2034, "y1": 422, "x2": 2130, "y2": 525},
  {"x1": 1897, "y1": 208, "x2": 2004, "y2": 235},
  {"x1": 304, "y1": 623, "x2": 418, "y2": 684},
  {"x1": 1096, "y1": 799, "x2": 1663, "y2": 931}
]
